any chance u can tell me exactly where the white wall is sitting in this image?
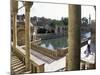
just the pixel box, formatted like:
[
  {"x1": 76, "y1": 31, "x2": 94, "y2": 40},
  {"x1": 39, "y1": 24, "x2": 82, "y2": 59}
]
[{"x1": 44, "y1": 56, "x2": 66, "y2": 72}]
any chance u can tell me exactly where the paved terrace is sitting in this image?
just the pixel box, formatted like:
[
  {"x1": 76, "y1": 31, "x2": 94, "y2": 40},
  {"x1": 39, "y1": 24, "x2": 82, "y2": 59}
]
[{"x1": 20, "y1": 45, "x2": 55, "y2": 64}]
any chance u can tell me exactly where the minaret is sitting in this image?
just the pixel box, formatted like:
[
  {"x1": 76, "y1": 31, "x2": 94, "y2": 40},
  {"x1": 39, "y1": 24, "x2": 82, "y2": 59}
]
[{"x1": 89, "y1": 14, "x2": 91, "y2": 25}]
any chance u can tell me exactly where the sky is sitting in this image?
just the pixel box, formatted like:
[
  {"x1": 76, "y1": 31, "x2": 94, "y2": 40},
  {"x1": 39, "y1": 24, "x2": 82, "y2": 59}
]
[{"x1": 18, "y1": 1, "x2": 95, "y2": 20}]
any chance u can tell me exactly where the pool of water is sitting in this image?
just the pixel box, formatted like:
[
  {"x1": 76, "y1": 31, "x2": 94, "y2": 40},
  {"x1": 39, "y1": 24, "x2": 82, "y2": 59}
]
[
  {"x1": 40, "y1": 32, "x2": 91, "y2": 50},
  {"x1": 40, "y1": 37, "x2": 67, "y2": 50}
]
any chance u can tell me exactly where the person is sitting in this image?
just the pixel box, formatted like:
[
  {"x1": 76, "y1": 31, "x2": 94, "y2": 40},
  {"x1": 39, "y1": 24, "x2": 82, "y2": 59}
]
[
  {"x1": 88, "y1": 44, "x2": 91, "y2": 53},
  {"x1": 84, "y1": 44, "x2": 91, "y2": 57}
]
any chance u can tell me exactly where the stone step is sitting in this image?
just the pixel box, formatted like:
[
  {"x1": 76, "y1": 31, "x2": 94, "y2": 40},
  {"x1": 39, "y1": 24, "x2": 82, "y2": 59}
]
[
  {"x1": 15, "y1": 68, "x2": 25, "y2": 74},
  {"x1": 11, "y1": 54, "x2": 26, "y2": 74},
  {"x1": 13, "y1": 63, "x2": 24, "y2": 70},
  {"x1": 12, "y1": 58, "x2": 20, "y2": 62},
  {"x1": 11, "y1": 56, "x2": 18, "y2": 59},
  {"x1": 24, "y1": 70, "x2": 31, "y2": 74},
  {"x1": 14, "y1": 65, "x2": 25, "y2": 73},
  {"x1": 11, "y1": 57, "x2": 19, "y2": 61},
  {"x1": 11, "y1": 56, "x2": 17, "y2": 59},
  {"x1": 11, "y1": 61, "x2": 22, "y2": 67},
  {"x1": 11, "y1": 59, "x2": 21, "y2": 64},
  {"x1": 11, "y1": 57, "x2": 21, "y2": 62},
  {"x1": 11, "y1": 55, "x2": 18, "y2": 58}
]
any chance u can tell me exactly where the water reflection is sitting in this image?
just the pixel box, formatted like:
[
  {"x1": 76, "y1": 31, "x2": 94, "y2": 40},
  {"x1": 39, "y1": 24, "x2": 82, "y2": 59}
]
[
  {"x1": 40, "y1": 37, "x2": 67, "y2": 50},
  {"x1": 40, "y1": 32, "x2": 91, "y2": 50},
  {"x1": 81, "y1": 32, "x2": 91, "y2": 38}
]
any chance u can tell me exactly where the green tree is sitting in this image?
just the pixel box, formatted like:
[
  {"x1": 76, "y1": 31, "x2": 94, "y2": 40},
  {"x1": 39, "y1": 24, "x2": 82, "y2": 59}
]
[
  {"x1": 61, "y1": 17, "x2": 68, "y2": 25},
  {"x1": 81, "y1": 17, "x2": 88, "y2": 25}
]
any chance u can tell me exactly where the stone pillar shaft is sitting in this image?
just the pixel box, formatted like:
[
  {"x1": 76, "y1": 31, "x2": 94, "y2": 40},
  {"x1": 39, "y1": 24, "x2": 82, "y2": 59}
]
[
  {"x1": 25, "y1": 1, "x2": 33, "y2": 71},
  {"x1": 25, "y1": 4, "x2": 31, "y2": 71},
  {"x1": 37, "y1": 64, "x2": 44, "y2": 73},
  {"x1": 12, "y1": 12, "x2": 17, "y2": 52},
  {"x1": 12, "y1": 0, "x2": 18, "y2": 52},
  {"x1": 67, "y1": 4, "x2": 81, "y2": 70}
]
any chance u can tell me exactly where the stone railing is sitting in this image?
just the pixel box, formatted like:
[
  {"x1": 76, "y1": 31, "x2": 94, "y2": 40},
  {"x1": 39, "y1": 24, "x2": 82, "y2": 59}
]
[
  {"x1": 56, "y1": 48, "x2": 68, "y2": 57},
  {"x1": 32, "y1": 38, "x2": 41, "y2": 45},
  {"x1": 80, "y1": 60, "x2": 96, "y2": 70},
  {"x1": 53, "y1": 60, "x2": 96, "y2": 71},
  {"x1": 31, "y1": 44, "x2": 68, "y2": 59}
]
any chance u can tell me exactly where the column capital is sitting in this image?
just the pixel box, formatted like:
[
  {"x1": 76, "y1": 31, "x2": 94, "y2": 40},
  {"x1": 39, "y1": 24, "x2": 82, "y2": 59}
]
[{"x1": 25, "y1": 1, "x2": 33, "y2": 12}]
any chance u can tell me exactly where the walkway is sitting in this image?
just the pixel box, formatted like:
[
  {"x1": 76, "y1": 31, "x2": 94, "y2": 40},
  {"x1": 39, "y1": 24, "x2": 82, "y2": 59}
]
[
  {"x1": 20, "y1": 45, "x2": 55, "y2": 64},
  {"x1": 31, "y1": 49, "x2": 55, "y2": 64}
]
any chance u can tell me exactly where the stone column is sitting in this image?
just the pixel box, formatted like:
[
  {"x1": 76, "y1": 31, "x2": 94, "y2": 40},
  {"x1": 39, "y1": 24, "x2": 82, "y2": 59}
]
[
  {"x1": 31, "y1": 64, "x2": 37, "y2": 73},
  {"x1": 37, "y1": 64, "x2": 44, "y2": 73},
  {"x1": 11, "y1": 0, "x2": 18, "y2": 53},
  {"x1": 25, "y1": 1, "x2": 33, "y2": 71},
  {"x1": 67, "y1": 4, "x2": 81, "y2": 70}
]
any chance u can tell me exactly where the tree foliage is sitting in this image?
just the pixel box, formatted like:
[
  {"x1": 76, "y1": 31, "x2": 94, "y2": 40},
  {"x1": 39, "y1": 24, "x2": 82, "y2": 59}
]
[
  {"x1": 61, "y1": 17, "x2": 68, "y2": 25},
  {"x1": 31, "y1": 16, "x2": 68, "y2": 27},
  {"x1": 81, "y1": 17, "x2": 88, "y2": 25}
]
